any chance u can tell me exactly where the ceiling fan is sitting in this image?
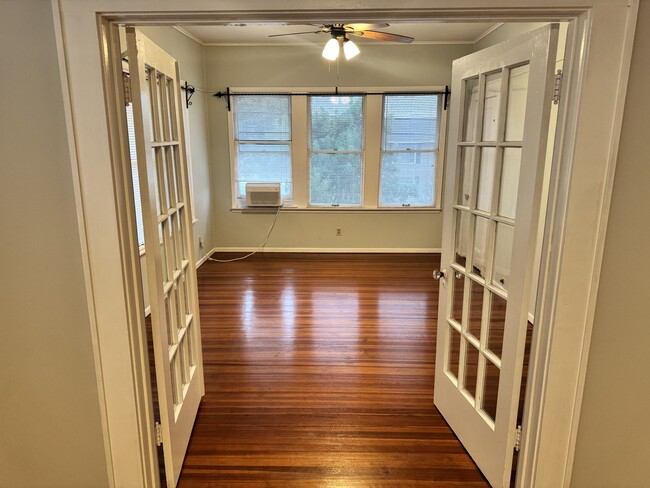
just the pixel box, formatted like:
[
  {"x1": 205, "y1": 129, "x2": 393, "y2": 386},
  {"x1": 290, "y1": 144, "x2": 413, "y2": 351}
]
[{"x1": 269, "y1": 23, "x2": 414, "y2": 61}]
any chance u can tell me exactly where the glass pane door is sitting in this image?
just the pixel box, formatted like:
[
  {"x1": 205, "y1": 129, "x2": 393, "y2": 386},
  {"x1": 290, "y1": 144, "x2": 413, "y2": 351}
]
[
  {"x1": 446, "y1": 64, "x2": 529, "y2": 425},
  {"x1": 433, "y1": 24, "x2": 558, "y2": 488}
]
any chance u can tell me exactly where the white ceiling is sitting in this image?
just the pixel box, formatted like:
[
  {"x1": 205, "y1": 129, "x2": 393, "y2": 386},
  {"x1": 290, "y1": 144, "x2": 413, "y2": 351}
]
[{"x1": 177, "y1": 22, "x2": 500, "y2": 46}]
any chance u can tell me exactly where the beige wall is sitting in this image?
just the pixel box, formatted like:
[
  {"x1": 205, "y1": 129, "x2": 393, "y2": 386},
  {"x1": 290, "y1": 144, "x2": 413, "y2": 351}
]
[
  {"x1": 129, "y1": 26, "x2": 215, "y2": 261},
  {"x1": 204, "y1": 43, "x2": 473, "y2": 250},
  {"x1": 0, "y1": 1, "x2": 109, "y2": 486},
  {"x1": 571, "y1": 2, "x2": 650, "y2": 486},
  {"x1": 474, "y1": 22, "x2": 549, "y2": 51}
]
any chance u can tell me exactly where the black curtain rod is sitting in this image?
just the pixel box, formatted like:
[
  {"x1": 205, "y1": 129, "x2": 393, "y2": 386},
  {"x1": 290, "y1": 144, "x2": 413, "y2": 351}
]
[{"x1": 214, "y1": 85, "x2": 450, "y2": 111}]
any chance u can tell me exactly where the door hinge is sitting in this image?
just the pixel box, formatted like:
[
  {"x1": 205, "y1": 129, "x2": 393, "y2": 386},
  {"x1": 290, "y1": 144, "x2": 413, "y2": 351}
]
[
  {"x1": 552, "y1": 69, "x2": 563, "y2": 105},
  {"x1": 122, "y1": 72, "x2": 132, "y2": 106},
  {"x1": 514, "y1": 424, "x2": 523, "y2": 452},
  {"x1": 155, "y1": 421, "x2": 163, "y2": 446}
]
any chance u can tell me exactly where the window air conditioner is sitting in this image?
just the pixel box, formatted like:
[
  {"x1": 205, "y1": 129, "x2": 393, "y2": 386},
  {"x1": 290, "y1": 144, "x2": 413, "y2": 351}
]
[{"x1": 245, "y1": 183, "x2": 282, "y2": 207}]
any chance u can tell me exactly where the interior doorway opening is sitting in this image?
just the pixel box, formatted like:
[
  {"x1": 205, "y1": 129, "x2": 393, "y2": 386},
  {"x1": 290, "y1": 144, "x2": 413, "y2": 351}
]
[{"x1": 116, "y1": 17, "x2": 568, "y2": 486}]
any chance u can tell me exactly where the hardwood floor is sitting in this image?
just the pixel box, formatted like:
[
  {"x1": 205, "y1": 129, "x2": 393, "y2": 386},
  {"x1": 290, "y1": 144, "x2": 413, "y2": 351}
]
[{"x1": 177, "y1": 253, "x2": 490, "y2": 487}]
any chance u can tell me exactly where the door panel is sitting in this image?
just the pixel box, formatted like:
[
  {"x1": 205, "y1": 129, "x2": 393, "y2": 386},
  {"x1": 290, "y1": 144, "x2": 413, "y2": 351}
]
[
  {"x1": 434, "y1": 25, "x2": 558, "y2": 488},
  {"x1": 127, "y1": 28, "x2": 205, "y2": 487}
]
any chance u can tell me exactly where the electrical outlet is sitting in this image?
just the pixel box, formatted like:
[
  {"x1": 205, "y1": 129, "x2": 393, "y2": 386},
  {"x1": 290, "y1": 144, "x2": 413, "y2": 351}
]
[
  {"x1": 198, "y1": 237, "x2": 204, "y2": 249},
  {"x1": 336, "y1": 228, "x2": 342, "y2": 237}
]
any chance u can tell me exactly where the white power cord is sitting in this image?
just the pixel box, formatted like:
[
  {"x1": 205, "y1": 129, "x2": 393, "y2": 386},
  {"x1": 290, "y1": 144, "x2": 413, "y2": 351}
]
[{"x1": 208, "y1": 206, "x2": 282, "y2": 263}]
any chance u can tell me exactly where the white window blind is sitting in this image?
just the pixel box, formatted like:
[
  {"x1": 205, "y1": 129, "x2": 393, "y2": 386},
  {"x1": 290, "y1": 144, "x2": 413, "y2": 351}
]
[
  {"x1": 125, "y1": 103, "x2": 145, "y2": 246},
  {"x1": 309, "y1": 96, "x2": 364, "y2": 206},
  {"x1": 379, "y1": 95, "x2": 440, "y2": 207},
  {"x1": 233, "y1": 95, "x2": 292, "y2": 200}
]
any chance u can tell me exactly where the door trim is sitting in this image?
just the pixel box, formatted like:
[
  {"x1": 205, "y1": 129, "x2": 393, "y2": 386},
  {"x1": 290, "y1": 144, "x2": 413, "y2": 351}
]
[
  {"x1": 51, "y1": 2, "x2": 639, "y2": 487},
  {"x1": 434, "y1": 24, "x2": 559, "y2": 487},
  {"x1": 518, "y1": 4, "x2": 640, "y2": 486}
]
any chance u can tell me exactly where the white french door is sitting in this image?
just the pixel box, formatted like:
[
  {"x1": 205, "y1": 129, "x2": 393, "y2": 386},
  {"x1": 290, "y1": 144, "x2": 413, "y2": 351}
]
[
  {"x1": 433, "y1": 25, "x2": 559, "y2": 487},
  {"x1": 126, "y1": 28, "x2": 205, "y2": 487}
]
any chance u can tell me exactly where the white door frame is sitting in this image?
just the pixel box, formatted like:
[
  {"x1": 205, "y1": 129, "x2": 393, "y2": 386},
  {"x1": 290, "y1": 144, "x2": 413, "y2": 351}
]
[{"x1": 51, "y1": 1, "x2": 639, "y2": 487}]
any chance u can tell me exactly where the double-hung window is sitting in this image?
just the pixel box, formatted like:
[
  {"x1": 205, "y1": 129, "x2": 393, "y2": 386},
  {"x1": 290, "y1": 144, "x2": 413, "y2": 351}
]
[
  {"x1": 232, "y1": 95, "x2": 292, "y2": 204},
  {"x1": 379, "y1": 95, "x2": 441, "y2": 207},
  {"x1": 309, "y1": 95, "x2": 364, "y2": 207},
  {"x1": 228, "y1": 89, "x2": 445, "y2": 210}
]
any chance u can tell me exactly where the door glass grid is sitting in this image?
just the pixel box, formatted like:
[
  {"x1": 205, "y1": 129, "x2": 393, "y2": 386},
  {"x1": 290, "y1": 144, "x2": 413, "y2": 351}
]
[
  {"x1": 457, "y1": 147, "x2": 474, "y2": 206},
  {"x1": 476, "y1": 148, "x2": 496, "y2": 212},
  {"x1": 446, "y1": 64, "x2": 530, "y2": 426},
  {"x1": 481, "y1": 72, "x2": 502, "y2": 142},
  {"x1": 447, "y1": 324, "x2": 462, "y2": 381},
  {"x1": 462, "y1": 77, "x2": 479, "y2": 142},
  {"x1": 146, "y1": 65, "x2": 198, "y2": 410}
]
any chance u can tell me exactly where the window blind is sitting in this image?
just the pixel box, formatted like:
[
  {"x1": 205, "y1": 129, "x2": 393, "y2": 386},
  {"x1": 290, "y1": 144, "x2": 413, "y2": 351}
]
[{"x1": 125, "y1": 104, "x2": 145, "y2": 246}]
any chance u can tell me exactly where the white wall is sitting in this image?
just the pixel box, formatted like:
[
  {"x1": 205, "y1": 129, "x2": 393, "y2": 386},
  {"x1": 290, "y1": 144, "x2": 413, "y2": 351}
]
[
  {"x1": 570, "y1": 3, "x2": 650, "y2": 485},
  {"x1": 204, "y1": 43, "x2": 473, "y2": 250},
  {"x1": 0, "y1": 1, "x2": 109, "y2": 486}
]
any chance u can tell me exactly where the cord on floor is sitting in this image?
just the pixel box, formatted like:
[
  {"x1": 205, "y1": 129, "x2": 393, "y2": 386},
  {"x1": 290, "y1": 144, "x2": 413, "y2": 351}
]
[{"x1": 208, "y1": 206, "x2": 282, "y2": 263}]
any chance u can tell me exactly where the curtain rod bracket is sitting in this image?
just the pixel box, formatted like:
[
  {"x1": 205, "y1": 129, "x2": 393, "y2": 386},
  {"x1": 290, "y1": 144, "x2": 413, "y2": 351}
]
[
  {"x1": 181, "y1": 81, "x2": 195, "y2": 109},
  {"x1": 214, "y1": 87, "x2": 231, "y2": 111}
]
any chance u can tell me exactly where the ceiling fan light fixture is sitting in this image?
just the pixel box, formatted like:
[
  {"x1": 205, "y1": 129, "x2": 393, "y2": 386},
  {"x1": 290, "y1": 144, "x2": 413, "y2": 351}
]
[
  {"x1": 322, "y1": 37, "x2": 340, "y2": 61},
  {"x1": 343, "y1": 39, "x2": 360, "y2": 60}
]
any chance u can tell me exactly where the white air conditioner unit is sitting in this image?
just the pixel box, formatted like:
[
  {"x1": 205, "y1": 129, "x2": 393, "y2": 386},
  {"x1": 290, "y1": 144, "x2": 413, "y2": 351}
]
[{"x1": 245, "y1": 183, "x2": 282, "y2": 207}]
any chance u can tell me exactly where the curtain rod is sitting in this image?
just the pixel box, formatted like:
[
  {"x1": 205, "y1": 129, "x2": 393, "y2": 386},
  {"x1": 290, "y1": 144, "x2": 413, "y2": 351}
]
[{"x1": 213, "y1": 86, "x2": 450, "y2": 111}]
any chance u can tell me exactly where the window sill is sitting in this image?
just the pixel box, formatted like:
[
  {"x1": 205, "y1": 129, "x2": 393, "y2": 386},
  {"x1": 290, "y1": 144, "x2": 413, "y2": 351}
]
[{"x1": 230, "y1": 206, "x2": 441, "y2": 214}]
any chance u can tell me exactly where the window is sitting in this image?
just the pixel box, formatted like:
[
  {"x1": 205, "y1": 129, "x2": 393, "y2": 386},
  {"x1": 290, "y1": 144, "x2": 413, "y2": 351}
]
[
  {"x1": 228, "y1": 89, "x2": 445, "y2": 210},
  {"x1": 309, "y1": 96, "x2": 364, "y2": 206},
  {"x1": 379, "y1": 95, "x2": 440, "y2": 207},
  {"x1": 232, "y1": 95, "x2": 292, "y2": 203}
]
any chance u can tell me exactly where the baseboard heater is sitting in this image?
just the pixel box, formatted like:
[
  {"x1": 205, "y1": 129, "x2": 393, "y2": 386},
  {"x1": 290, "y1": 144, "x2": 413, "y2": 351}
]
[{"x1": 245, "y1": 183, "x2": 282, "y2": 207}]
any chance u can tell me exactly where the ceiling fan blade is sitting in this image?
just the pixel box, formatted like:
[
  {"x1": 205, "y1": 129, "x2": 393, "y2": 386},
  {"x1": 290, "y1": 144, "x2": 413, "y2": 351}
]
[
  {"x1": 350, "y1": 30, "x2": 414, "y2": 43},
  {"x1": 345, "y1": 23, "x2": 390, "y2": 31},
  {"x1": 268, "y1": 30, "x2": 323, "y2": 38}
]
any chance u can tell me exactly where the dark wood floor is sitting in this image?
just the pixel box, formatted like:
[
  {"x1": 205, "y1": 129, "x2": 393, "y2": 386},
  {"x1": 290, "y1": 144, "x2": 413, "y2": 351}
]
[{"x1": 177, "y1": 253, "x2": 490, "y2": 487}]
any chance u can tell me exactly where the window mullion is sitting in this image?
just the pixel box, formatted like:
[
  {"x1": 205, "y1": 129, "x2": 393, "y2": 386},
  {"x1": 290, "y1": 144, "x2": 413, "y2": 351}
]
[
  {"x1": 291, "y1": 95, "x2": 308, "y2": 207},
  {"x1": 364, "y1": 95, "x2": 383, "y2": 208}
]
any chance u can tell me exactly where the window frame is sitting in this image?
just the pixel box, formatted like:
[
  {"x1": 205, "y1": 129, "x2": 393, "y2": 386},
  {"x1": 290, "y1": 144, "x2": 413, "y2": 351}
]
[
  {"x1": 378, "y1": 93, "x2": 444, "y2": 208},
  {"x1": 227, "y1": 86, "x2": 447, "y2": 211},
  {"x1": 307, "y1": 94, "x2": 366, "y2": 208},
  {"x1": 228, "y1": 91, "x2": 294, "y2": 208}
]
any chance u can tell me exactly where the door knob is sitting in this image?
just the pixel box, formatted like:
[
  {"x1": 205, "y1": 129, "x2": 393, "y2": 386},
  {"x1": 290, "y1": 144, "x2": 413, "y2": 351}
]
[{"x1": 432, "y1": 269, "x2": 446, "y2": 280}]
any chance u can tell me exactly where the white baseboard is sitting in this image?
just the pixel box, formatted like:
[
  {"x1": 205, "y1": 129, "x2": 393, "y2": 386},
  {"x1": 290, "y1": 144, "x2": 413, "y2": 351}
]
[
  {"x1": 210, "y1": 246, "x2": 441, "y2": 254},
  {"x1": 195, "y1": 250, "x2": 213, "y2": 268}
]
